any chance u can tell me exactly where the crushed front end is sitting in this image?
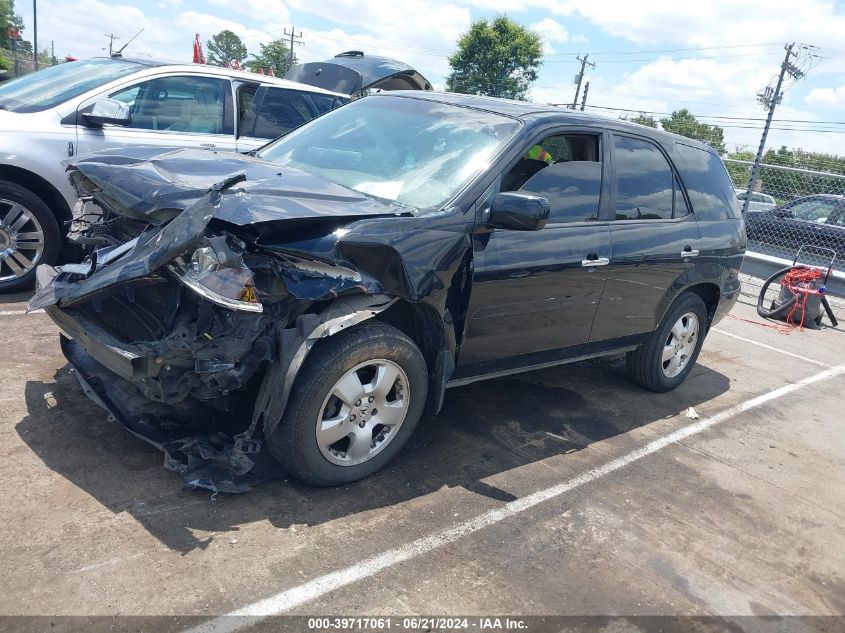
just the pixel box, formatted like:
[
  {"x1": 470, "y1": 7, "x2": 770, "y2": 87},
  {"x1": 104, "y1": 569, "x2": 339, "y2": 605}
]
[
  {"x1": 33, "y1": 182, "x2": 299, "y2": 492},
  {"x1": 31, "y1": 150, "x2": 400, "y2": 492}
]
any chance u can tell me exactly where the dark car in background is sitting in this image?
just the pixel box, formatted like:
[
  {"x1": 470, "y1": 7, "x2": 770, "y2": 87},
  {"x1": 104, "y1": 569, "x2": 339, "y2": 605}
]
[
  {"x1": 286, "y1": 51, "x2": 432, "y2": 97},
  {"x1": 745, "y1": 194, "x2": 845, "y2": 261},
  {"x1": 30, "y1": 92, "x2": 745, "y2": 489}
]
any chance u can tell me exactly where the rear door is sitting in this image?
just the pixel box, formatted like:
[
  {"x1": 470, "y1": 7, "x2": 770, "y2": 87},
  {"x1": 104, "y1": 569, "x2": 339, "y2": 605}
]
[
  {"x1": 457, "y1": 129, "x2": 612, "y2": 371},
  {"x1": 236, "y1": 85, "x2": 347, "y2": 152},
  {"x1": 75, "y1": 74, "x2": 237, "y2": 155},
  {"x1": 590, "y1": 133, "x2": 702, "y2": 341}
]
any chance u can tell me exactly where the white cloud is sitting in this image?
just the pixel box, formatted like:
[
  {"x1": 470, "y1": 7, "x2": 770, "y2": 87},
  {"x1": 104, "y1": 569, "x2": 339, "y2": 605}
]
[
  {"x1": 806, "y1": 86, "x2": 845, "y2": 106},
  {"x1": 206, "y1": 0, "x2": 290, "y2": 23},
  {"x1": 530, "y1": 18, "x2": 569, "y2": 55}
]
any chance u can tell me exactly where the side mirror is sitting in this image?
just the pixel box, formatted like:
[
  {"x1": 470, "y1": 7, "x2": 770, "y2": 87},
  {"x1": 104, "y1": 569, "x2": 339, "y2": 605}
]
[
  {"x1": 487, "y1": 192, "x2": 550, "y2": 231},
  {"x1": 775, "y1": 208, "x2": 793, "y2": 218},
  {"x1": 82, "y1": 99, "x2": 131, "y2": 127}
]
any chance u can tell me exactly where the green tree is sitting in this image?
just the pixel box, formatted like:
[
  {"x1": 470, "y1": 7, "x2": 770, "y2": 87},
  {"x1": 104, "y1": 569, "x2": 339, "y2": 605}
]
[
  {"x1": 0, "y1": 0, "x2": 10, "y2": 49},
  {"x1": 446, "y1": 16, "x2": 543, "y2": 101},
  {"x1": 1, "y1": 0, "x2": 24, "y2": 50},
  {"x1": 206, "y1": 30, "x2": 248, "y2": 67},
  {"x1": 660, "y1": 109, "x2": 726, "y2": 154},
  {"x1": 244, "y1": 39, "x2": 295, "y2": 75},
  {"x1": 621, "y1": 113, "x2": 657, "y2": 128}
]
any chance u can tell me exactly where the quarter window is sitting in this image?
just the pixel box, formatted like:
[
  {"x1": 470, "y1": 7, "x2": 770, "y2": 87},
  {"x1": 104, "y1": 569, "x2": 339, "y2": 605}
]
[
  {"x1": 110, "y1": 76, "x2": 230, "y2": 135},
  {"x1": 613, "y1": 135, "x2": 675, "y2": 220}
]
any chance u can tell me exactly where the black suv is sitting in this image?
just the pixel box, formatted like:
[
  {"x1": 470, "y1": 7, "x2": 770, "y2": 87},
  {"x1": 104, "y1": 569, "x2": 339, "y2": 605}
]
[{"x1": 31, "y1": 92, "x2": 745, "y2": 488}]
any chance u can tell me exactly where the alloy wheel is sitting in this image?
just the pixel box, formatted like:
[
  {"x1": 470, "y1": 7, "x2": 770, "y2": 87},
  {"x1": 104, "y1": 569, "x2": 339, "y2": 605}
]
[
  {"x1": 316, "y1": 359, "x2": 410, "y2": 466},
  {"x1": 661, "y1": 312, "x2": 699, "y2": 378},
  {"x1": 0, "y1": 199, "x2": 45, "y2": 283}
]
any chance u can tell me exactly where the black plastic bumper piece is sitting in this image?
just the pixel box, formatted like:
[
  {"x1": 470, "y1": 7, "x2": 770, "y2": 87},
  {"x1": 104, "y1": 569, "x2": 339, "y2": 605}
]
[{"x1": 60, "y1": 335, "x2": 284, "y2": 493}]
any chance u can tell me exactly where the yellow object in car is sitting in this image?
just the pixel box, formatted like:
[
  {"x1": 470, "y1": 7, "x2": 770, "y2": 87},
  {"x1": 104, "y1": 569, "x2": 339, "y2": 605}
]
[{"x1": 525, "y1": 145, "x2": 553, "y2": 165}]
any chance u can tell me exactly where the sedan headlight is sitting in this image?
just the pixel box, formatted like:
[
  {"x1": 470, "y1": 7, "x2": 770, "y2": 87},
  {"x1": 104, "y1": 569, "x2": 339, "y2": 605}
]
[{"x1": 168, "y1": 242, "x2": 262, "y2": 313}]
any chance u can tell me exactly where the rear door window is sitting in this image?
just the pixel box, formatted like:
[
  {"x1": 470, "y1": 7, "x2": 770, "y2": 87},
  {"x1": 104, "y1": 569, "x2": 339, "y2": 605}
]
[
  {"x1": 241, "y1": 87, "x2": 343, "y2": 140},
  {"x1": 612, "y1": 135, "x2": 676, "y2": 220}
]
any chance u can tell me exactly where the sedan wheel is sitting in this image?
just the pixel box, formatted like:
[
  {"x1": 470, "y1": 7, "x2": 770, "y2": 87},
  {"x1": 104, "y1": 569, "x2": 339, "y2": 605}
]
[
  {"x1": 661, "y1": 312, "x2": 699, "y2": 378},
  {"x1": 0, "y1": 199, "x2": 45, "y2": 283},
  {"x1": 317, "y1": 359, "x2": 410, "y2": 466}
]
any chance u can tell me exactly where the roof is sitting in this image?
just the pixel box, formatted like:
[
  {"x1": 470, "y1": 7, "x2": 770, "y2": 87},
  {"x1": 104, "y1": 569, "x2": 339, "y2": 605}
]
[
  {"x1": 92, "y1": 57, "x2": 346, "y2": 97},
  {"x1": 371, "y1": 91, "x2": 717, "y2": 152}
]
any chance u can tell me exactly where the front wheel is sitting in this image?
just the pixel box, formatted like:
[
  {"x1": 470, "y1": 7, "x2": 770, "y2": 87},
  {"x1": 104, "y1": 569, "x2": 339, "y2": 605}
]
[
  {"x1": 0, "y1": 181, "x2": 61, "y2": 293},
  {"x1": 266, "y1": 321, "x2": 429, "y2": 486},
  {"x1": 626, "y1": 292, "x2": 708, "y2": 392}
]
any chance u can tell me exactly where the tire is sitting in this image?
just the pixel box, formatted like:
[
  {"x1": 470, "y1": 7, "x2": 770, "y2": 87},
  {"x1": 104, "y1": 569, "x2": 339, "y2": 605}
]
[
  {"x1": 626, "y1": 292, "x2": 708, "y2": 393},
  {"x1": 0, "y1": 181, "x2": 61, "y2": 293},
  {"x1": 266, "y1": 321, "x2": 429, "y2": 486}
]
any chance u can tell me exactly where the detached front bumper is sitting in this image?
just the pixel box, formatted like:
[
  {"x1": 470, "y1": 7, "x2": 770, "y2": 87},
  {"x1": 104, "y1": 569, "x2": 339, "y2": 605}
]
[
  {"x1": 35, "y1": 264, "x2": 285, "y2": 493},
  {"x1": 60, "y1": 333, "x2": 283, "y2": 493},
  {"x1": 49, "y1": 303, "x2": 155, "y2": 382}
]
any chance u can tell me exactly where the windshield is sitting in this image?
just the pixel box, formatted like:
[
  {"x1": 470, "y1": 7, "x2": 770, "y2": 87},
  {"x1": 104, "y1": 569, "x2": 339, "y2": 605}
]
[
  {"x1": 258, "y1": 95, "x2": 520, "y2": 211},
  {"x1": 0, "y1": 59, "x2": 143, "y2": 113}
]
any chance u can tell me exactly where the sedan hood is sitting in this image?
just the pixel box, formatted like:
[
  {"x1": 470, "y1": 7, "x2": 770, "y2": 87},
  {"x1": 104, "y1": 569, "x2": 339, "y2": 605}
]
[
  {"x1": 67, "y1": 146, "x2": 409, "y2": 226},
  {"x1": 284, "y1": 52, "x2": 432, "y2": 95}
]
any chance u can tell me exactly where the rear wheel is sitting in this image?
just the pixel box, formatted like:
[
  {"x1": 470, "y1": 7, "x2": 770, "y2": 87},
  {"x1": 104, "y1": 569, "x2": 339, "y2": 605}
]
[
  {"x1": 0, "y1": 181, "x2": 60, "y2": 293},
  {"x1": 626, "y1": 292, "x2": 708, "y2": 392},
  {"x1": 266, "y1": 321, "x2": 428, "y2": 486}
]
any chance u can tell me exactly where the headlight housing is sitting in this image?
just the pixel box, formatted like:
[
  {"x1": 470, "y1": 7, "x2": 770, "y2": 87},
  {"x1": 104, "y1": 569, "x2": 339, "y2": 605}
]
[{"x1": 168, "y1": 238, "x2": 262, "y2": 313}]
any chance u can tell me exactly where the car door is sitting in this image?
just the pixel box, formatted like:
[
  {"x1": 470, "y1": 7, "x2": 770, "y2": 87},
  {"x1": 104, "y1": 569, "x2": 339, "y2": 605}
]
[
  {"x1": 457, "y1": 129, "x2": 612, "y2": 372},
  {"x1": 75, "y1": 74, "x2": 237, "y2": 155},
  {"x1": 236, "y1": 85, "x2": 347, "y2": 152},
  {"x1": 590, "y1": 133, "x2": 702, "y2": 341}
]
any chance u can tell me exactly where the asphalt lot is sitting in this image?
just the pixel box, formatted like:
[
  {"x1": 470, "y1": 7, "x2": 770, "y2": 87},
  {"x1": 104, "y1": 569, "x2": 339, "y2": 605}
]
[{"x1": 0, "y1": 287, "x2": 843, "y2": 631}]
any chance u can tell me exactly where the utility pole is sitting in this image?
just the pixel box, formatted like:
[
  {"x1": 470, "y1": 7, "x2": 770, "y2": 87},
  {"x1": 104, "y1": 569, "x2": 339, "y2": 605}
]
[
  {"x1": 32, "y1": 0, "x2": 38, "y2": 70},
  {"x1": 580, "y1": 81, "x2": 590, "y2": 111},
  {"x1": 283, "y1": 26, "x2": 304, "y2": 71},
  {"x1": 571, "y1": 54, "x2": 595, "y2": 109},
  {"x1": 105, "y1": 33, "x2": 120, "y2": 56},
  {"x1": 50, "y1": 39, "x2": 55, "y2": 65},
  {"x1": 742, "y1": 43, "x2": 803, "y2": 215}
]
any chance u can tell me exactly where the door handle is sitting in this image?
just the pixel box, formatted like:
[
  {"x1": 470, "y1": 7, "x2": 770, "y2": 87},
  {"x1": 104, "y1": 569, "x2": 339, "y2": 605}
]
[
  {"x1": 581, "y1": 256, "x2": 610, "y2": 267},
  {"x1": 681, "y1": 247, "x2": 700, "y2": 258}
]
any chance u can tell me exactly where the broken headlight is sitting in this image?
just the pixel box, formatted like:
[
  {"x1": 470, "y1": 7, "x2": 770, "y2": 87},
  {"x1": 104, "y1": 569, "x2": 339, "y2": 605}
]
[{"x1": 168, "y1": 238, "x2": 262, "y2": 313}]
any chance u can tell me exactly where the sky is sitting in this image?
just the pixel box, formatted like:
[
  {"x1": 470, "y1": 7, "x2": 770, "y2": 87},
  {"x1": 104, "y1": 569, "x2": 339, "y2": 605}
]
[{"x1": 13, "y1": 0, "x2": 845, "y2": 156}]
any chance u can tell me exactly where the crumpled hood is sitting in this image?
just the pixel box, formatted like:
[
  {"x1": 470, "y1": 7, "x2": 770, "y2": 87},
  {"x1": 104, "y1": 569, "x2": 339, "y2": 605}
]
[{"x1": 67, "y1": 146, "x2": 408, "y2": 225}]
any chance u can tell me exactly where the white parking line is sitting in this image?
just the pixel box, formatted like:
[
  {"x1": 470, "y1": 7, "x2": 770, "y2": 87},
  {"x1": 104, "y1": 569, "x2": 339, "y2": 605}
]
[
  {"x1": 711, "y1": 328, "x2": 832, "y2": 368},
  {"x1": 0, "y1": 309, "x2": 43, "y2": 316},
  {"x1": 184, "y1": 362, "x2": 845, "y2": 633}
]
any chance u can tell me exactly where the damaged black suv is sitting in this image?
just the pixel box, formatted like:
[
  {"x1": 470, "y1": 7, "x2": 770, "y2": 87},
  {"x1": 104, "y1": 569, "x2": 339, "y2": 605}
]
[{"x1": 31, "y1": 92, "x2": 745, "y2": 488}]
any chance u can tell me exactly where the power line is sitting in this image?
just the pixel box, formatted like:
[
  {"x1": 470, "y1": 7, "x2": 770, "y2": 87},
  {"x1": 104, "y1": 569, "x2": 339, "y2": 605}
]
[
  {"x1": 543, "y1": 42, "x2": 785, "y2": 57},
  {"x1": 583, "y1": 104, "x2": 845, "y2": 126},
  {"x1": 545, "y1": 51, "x2": 784, "y2": 64}
]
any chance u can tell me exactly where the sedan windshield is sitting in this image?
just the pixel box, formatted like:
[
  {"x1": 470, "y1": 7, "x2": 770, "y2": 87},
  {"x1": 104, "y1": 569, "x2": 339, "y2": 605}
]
[
  {"x1": 258, "y1": 95, "x2": 520, "y2": 212},
  {"x1": 0, "y1": 58, "x2": 142, "y2": 113}
]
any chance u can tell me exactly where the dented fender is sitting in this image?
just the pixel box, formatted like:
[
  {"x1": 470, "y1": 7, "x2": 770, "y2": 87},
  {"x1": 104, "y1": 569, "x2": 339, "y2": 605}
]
[{"x1": 252, "y1": 294, "x2": 397, "y2": 438}]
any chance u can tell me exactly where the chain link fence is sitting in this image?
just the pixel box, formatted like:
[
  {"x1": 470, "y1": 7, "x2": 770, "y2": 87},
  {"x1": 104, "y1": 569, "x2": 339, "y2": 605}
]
[{"x1": 724, "y1": 158, "x2": 845, "y2": 272}]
